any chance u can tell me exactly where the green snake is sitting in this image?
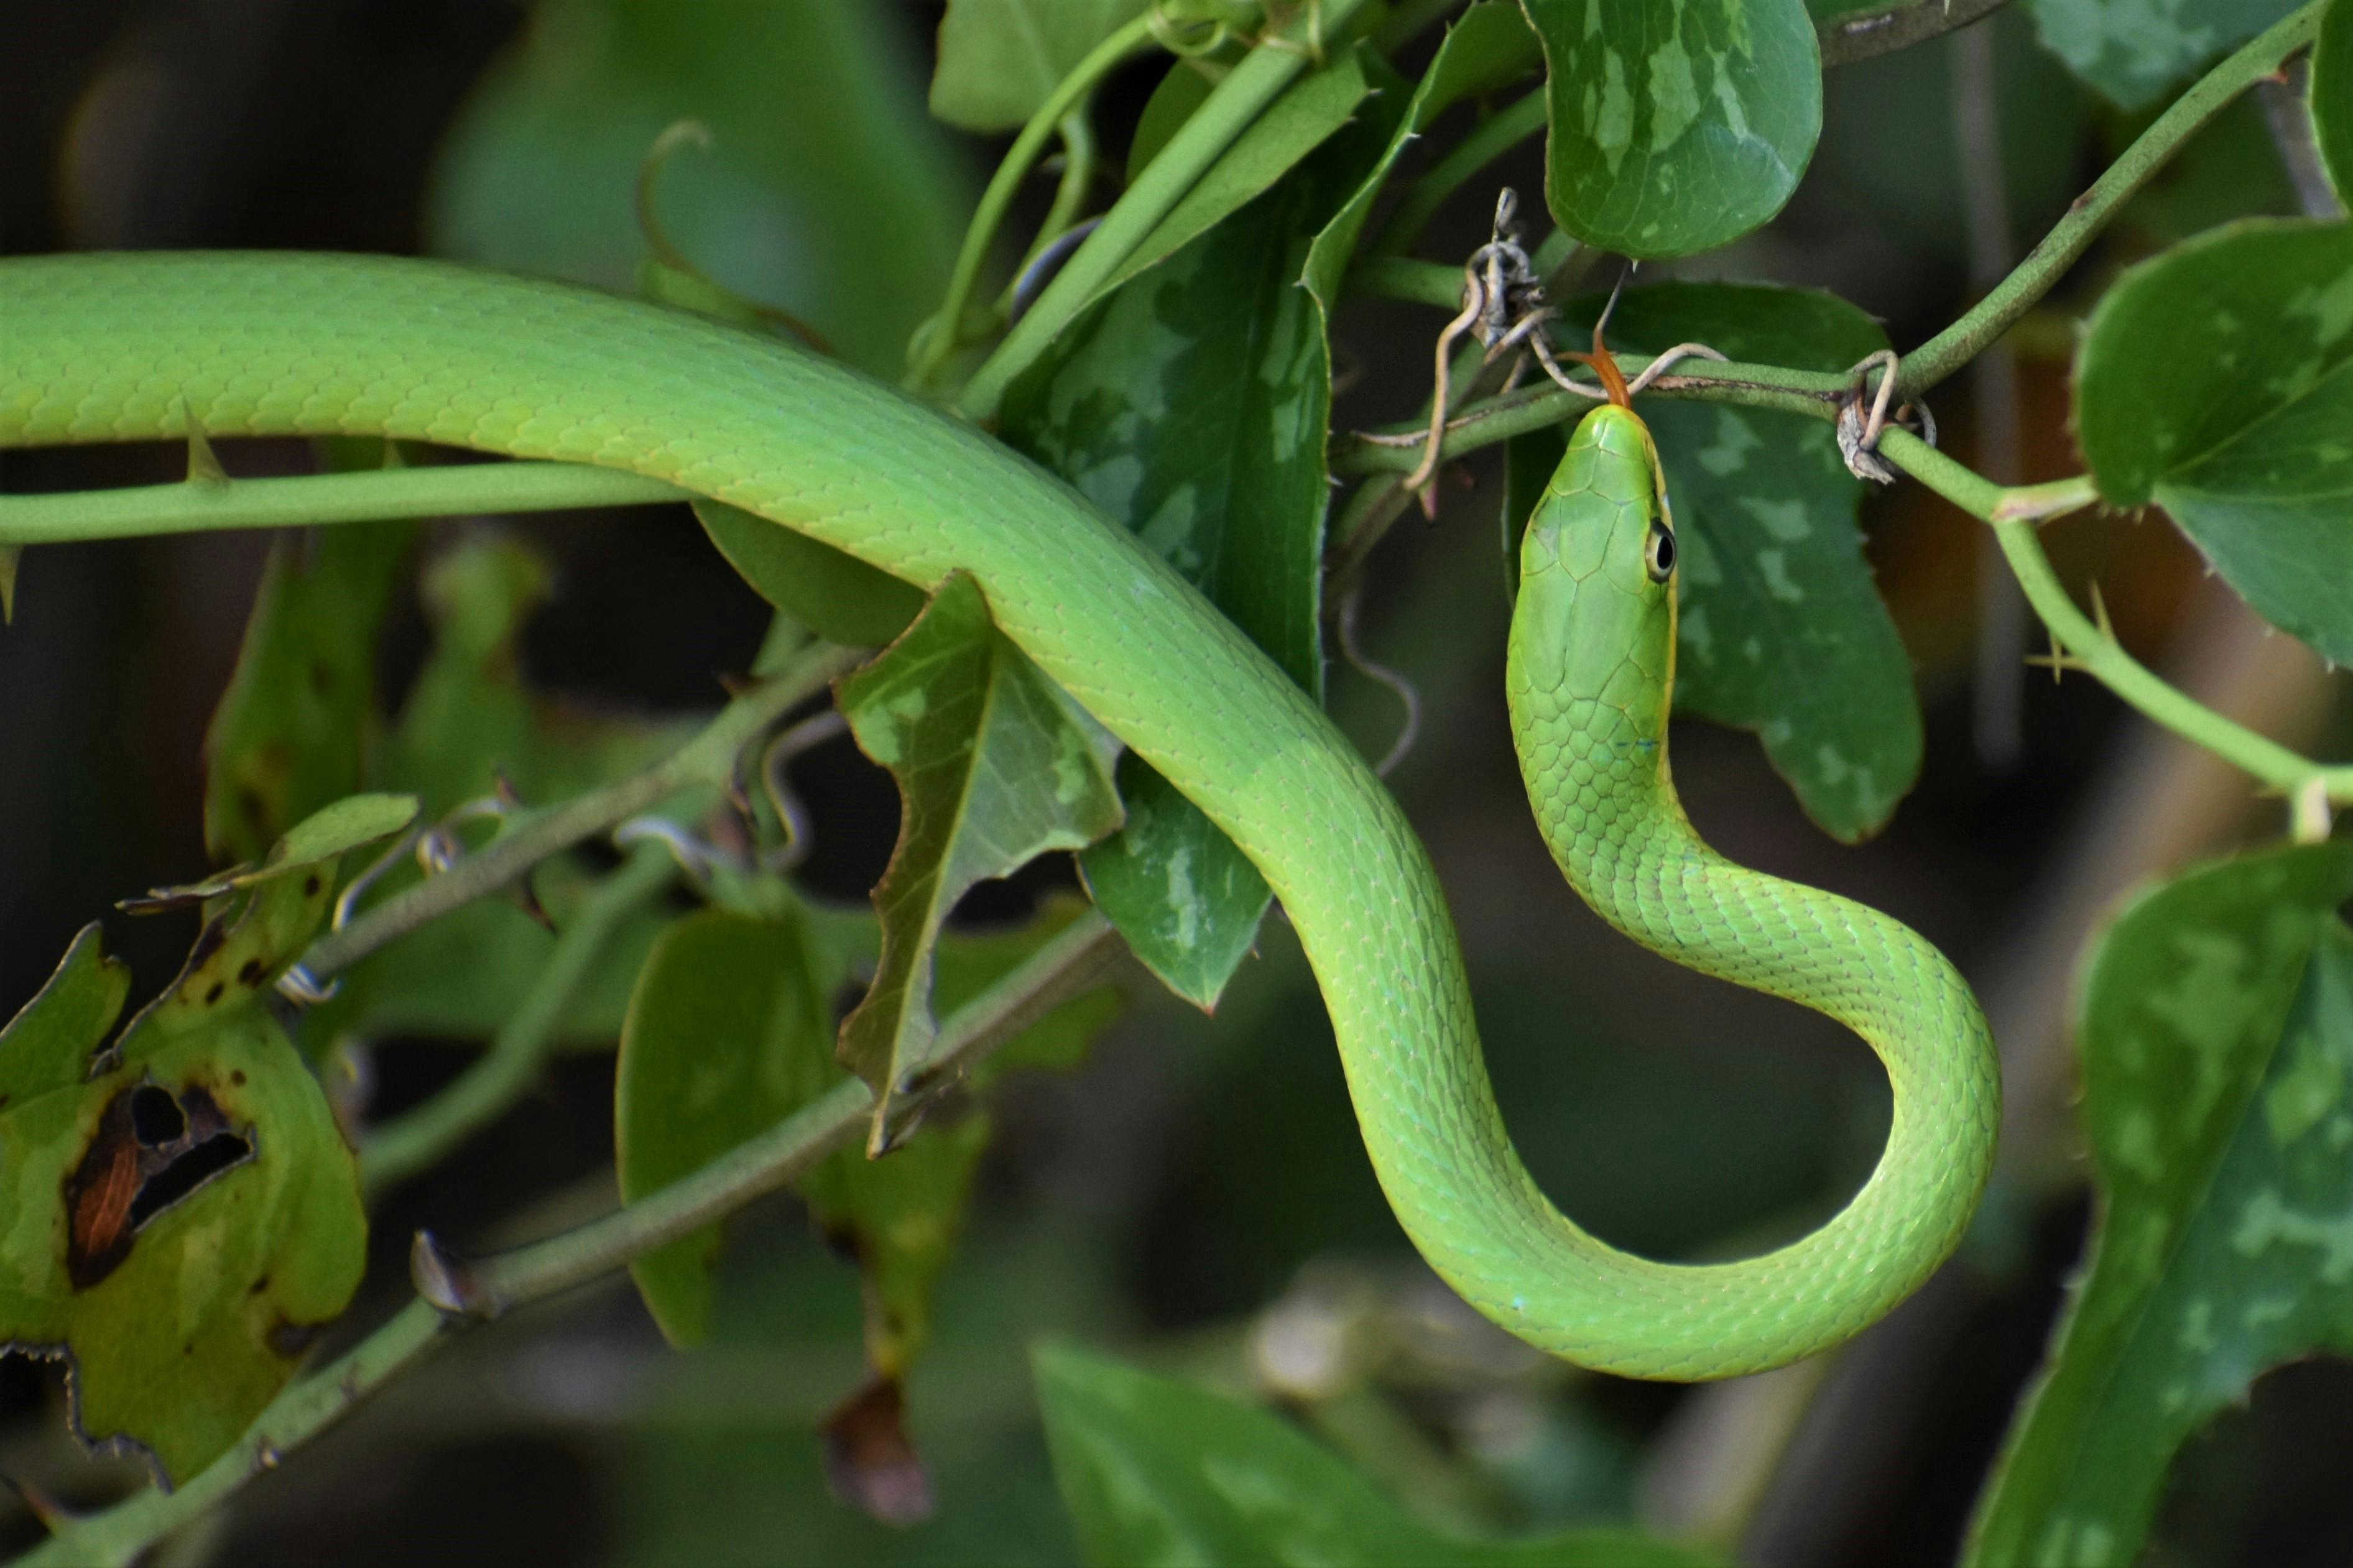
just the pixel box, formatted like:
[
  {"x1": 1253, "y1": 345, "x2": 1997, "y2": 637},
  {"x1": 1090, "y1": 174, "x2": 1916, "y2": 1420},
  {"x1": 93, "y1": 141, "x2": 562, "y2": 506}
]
[{"x1": 0, "y1": 252, "x2": 1999, "y2": 1378}]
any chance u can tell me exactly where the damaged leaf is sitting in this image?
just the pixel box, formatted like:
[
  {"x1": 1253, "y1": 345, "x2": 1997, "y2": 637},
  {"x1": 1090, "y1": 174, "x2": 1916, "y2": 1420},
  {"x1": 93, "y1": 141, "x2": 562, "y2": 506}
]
[{"x1": 834, "y1": 574, "x2": 1122, "y2": 1146}]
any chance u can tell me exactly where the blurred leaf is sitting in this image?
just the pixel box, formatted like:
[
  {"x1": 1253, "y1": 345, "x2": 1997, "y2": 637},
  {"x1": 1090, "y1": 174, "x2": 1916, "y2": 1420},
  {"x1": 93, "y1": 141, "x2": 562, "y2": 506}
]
[
  {"x1": 430, "y1": 0, "x2": 966, "y2": 377},
  {"x1": 618, "y1": 909, "x2": 834, "y2": 1347},
  {"x1": 836, "y1": 574, "x2": 1122, "y2": 1135},
  {"x1": 0, "y1": 827, "x2": 374, "y2": 1483},
  {"x1": 1302, "y1": 1, "x2": 1543, "y2": 309},
  {"x1": 203, "y1": 519, "x2": 412, "y2": 865},
  {"x1": 1091, "y1": 45, "x2": 1374, "y2": 303},
  {"x1": 695, "y1": 500, "x2": 923, "y2": 648},
  {"x1": 1127, "y1": 61, "x2": 1217, "y2": 182},
  {"x1": 2076, "y1": 218, "x2": 2353, "y2": 664},
  {"x1": 1520, "y1": 0, "x2": 1820, "y2": 258},
  {"x1": 1964, "y1": 842, "x2": 2353, "y2": 1568},
  {"x1": 2316, "y1": 0, "x2": 2353, "y2": 205},
  {"x1": 1525, "y1": 285, "x2": 1915, "y2": 841},
  {"x1": 2112, "y1": 95, "x2": 2300, "y2": 246},
  {"x1": 930, "y1": 0, "x2": 1147, "y2": 132},
  {"x1": 1004, "y1": 108, "x2": 1386, "y2": 1003},
  {"x1": 1035, "y1": 1342, "x2": 1724, "y2": 1566},
  {"x1": 310, "y1": 538, "x2": 695, "y2": 1053},
  {"x1": 2025, "y1": 0, "x2": 2301, "y2": 109}
]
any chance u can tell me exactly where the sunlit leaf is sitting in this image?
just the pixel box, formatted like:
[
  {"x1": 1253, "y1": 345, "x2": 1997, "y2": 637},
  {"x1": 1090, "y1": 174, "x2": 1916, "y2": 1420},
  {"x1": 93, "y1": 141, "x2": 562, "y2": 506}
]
[
  {"x1": 1036, "y1": 1342, "x2": 1726, "y2": 1566},
  {"x1": 1964, "y1": 842, "x2": 2353, "y2": 1567},
  {"x1": 1520, "y1": 285, "x2": 1915, "y2": 841},
  {"x1": 2076, "y1": 219, "x2": 2353, "y2": 665},
  {"x1": 1520, "y1": 0, "x2": 1821, "y2": 258},
  {"x1": 836, "y1": 573, "x2": 1122, "y2": 1137}
]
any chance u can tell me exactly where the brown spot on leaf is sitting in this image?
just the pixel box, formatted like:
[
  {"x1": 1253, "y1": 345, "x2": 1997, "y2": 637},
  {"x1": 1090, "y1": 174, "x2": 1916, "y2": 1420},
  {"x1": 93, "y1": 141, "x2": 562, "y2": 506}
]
[
  {"x1": 820, "y1": 1376, "x2": 932, "y2": 1527},
  {"x1": 302, "y1": 875, "x2": 321, "y2": 898},
  {"x1": 238, "y1": 957, "x2": 266, "y2": 987},
  {"x1": 64, "y1": 1082, "x2": 255, "y2": 1290},
  {"x1": 203, "y1": 982, "x2": 224, "y2": 1005},
  {"x1": 267, "y1": 1319, "x2": 322, "y2": 1359}
]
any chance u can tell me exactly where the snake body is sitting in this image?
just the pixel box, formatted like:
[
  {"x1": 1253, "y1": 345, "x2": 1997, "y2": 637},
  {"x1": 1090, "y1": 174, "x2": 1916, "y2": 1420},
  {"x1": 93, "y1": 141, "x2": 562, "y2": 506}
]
[{"x1": 0, "y1": 253, "x2": 1999, "y2": 1377}]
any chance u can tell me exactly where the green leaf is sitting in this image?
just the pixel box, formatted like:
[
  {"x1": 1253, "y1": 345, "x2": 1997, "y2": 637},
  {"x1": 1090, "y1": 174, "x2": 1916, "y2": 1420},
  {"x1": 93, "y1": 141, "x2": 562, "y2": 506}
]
[
  {"x1": 1090, "y1": 45, "x2": 1374, "y2": 305},
  {"x1": 310, "y1": 539, "x2": 693, "y2": 1053},
  {"x1": 694, "y1": 499, "x2": 922, "y2": 648},
  {"x1": 1519, "y1": 0, "x2": 1821, "y2": 259},
  {"x1": 1301, "y1": 1, "x2": 1543, "y2": 311},
  {"x1": 1002, "y1": 111, "x2": 1381, "y2": 1003},
  {"x1": 2075, "y1": 218, "x2": 2353, "y2": 665},
  {"x1": 0, "y1": 869, "x2": 369, "y2": 1483},
  {"x1": 617, "y1": 901, "x2": 1120, "y2": 1366},
  {"x1": 617, "y1": 909, "x2": 836, "y2": 1347},
  {"x1": 2025, "y1": 0, "x2": 2301, "y2": 109},
  {"x1": 835, "y1": 574, "x2": 1123, "y2": 1135},
  {"x1": 929, "y1": 0, "x2": 1145, "y2": 132},
  {"x1": 430, "y1": 0, "x2": 966, "y2": 377},
  {"x1": 1527, "y1": 285, "x2": 1916, "y2": 841},
  {"x1": 1035, "y1": 1343, "x2": 1726, "y2": 1567},
  {"x1": 203, "y1": 517, "x2": 412, "y2": 865},
  {"x1": 1963, "y1": 841, "x2": 2353, "y2": 1568},
  {"x1": 2319, "y1": 0, "x2": 2353, "y2": 204}
]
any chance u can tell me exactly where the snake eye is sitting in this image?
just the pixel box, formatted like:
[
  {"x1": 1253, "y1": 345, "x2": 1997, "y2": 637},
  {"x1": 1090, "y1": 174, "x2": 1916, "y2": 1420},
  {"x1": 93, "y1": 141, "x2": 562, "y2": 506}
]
[{"x1": 1643, "y1": 523, "x2": 1676, "y2": 583}]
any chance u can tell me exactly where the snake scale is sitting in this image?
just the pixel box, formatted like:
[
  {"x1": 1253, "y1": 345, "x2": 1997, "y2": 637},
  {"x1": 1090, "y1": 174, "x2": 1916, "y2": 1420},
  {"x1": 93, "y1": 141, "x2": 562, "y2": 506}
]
[{"x1": 0, "y1": 252, "x2": 1999, "y2": 1377}]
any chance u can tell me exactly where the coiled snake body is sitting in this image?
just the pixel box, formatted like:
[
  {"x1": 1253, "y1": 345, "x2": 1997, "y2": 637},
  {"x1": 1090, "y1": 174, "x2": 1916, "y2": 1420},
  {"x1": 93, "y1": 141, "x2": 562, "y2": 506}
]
[{"x1": 0, "y1": 253, "x2": 1999, "y2": 1377}]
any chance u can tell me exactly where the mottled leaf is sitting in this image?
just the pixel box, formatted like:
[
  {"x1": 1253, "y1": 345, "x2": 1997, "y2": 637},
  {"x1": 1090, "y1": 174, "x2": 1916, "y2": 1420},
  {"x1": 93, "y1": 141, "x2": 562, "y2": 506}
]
[
  {"x1": 203, "y1": 515, "x2": 411, "y2": 865},
  {"x1": 835, "y1": 575, "x2": 1122, "y2": 1136},
  {"x1": 0, "y1": 842, "x2": 372, "y2": 1483},
  {"x1": 929, "y1": 0, "x2": 1145, "y2": 132},
  {"x1": 431, "y1": 0, "x2": 966, "y2": 377},
  {"x1": 1520, "y1": 0, "x2": 1821, "y2": 258},
  {"x1": 2076, "y1": 219, "x2": 2353, "y2": 665},
  {"x1": 1522, "y1": 285, "x2": 1915, "y2": 840},
  {"x1": 694, "y1": 499, "x2": 922, "y2": 648},
  {"x1": 1302, "y1": 1, "x2": 1543, "y2": 310},
  {"x1": 1035, "y1": 1342, "x2": 1726, "y2": 1567},
  {"x1": 1964, "y1": 842, "x2": 2353, "y2": 1568},
  {"x1": 1091, "y1": 45, "x2": 1374, "y2": 304},
  {"x1": 2319, "y1": 0, "x2": 2353, "y2": 205},
  {"x1": 2025, "y1": 0, "x2": 2301, "y2": 109},
  {"x1": 1002, "y1": 118, "x2": 1377, "y2": 1003}
]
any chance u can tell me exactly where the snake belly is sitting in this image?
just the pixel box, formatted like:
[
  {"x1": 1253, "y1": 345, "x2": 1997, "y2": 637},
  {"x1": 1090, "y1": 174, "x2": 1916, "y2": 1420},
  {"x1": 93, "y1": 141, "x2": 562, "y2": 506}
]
[{"x1": 0, "y1": 253, "x2": 1998, "y2": 1377}]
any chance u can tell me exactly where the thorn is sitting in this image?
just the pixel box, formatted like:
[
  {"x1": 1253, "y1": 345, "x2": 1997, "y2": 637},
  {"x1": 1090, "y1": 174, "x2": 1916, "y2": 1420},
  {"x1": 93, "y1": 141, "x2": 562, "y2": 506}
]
[
  {"x1": 410, "y1": 1230, "x2": 491, "y2": 1318},
  {"x1": 2291, "y1": 777, "x2": 2334, "y2": 845},
  {"x1": 380, "y1": 438, "x2": 406, "y2": 469},
  {"x1": 2087, "y1": 581, "x2": 2115, "y2": 642},
  {"x1": 182, "y1": 411, "x2": 228, "y2": 487},
  {"x1": 0, "y1": 1470, "x2": 75, "y2": 1531}
]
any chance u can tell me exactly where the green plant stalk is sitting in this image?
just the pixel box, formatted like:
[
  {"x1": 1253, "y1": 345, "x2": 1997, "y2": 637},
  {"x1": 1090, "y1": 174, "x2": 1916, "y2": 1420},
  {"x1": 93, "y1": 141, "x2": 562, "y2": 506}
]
[
  {"x1": 956, "y1": 0, "x2": 1376, "y2": 422},
  {"x1": 1030, "y1": 111, "x2": 1100, "y2": 274},
  {"x1": 1816, "y1": 0, "x2": 2013, "y2": 68},
  {"x1": 1877, "y1": 430, "x2": 2353, "y2": 804},
  {"x1": 303, "y1": 639, "x2": 863, "y2": 982},
  {"x1": 20, "y1": 911, "x2": 1124, "y2": 1568},
  {"x1": 0, "y1": 462, "x2": 680, "y2": 545},
  {"x1": 908, "y1": 15, "x2": 1158, "y2": 390},
  {"x1": 1370, "y1": 90, "x2": 1546, "y2": 256},
  {"x1": 1898, "y1": 0, "x2": 2325, "y2": 394},
  {"x1": 357, "y1": 842, "x2": 678, "y2": 1199}
]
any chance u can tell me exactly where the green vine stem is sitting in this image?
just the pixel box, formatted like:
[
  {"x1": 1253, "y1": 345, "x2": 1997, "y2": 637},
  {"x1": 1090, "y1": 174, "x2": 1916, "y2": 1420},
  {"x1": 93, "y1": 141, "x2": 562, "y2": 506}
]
[
  {"x1": 905, "y1": 14, "x2": 1158, "y2": 391},
  {"x1": 1898, "y1": 0, "x2": 2325, "y2": 394},
  {"x1": 0, "y1": 462, "x2": 680, "y2": 546},
  {"x1": 17, "y1": 910, "x2": 1126, "y2": 1568},
  {"x1": 356, "y1": 842, "x2": 678, "y2": 1199},
  {"x1": 956, "y1": 0, "x2": 1377, "y2": 422},
  {"x1": 304, "y1": 639, "x2": 864, "y2": 984}
]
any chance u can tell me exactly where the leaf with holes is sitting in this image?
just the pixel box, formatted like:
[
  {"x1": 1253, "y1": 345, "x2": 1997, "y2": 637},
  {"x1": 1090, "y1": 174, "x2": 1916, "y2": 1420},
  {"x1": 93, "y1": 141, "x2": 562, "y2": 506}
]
[
  {"x1": 835, "y1": 575, "x2": 1122, "y2": 1140},
  {"x1": 1518, "y1": 285, "x2": 1915, "y2": 841},
  {"x1": 2076, "y1": 219, "x2": 2353, "y2": 665},
  {"x1": 1520, "y1": 0, "x2": 1820, "y2": 258},
  {"x1": 1964, "y1": 842, "x2": 2353, "y2": 1567},
  {"x1": 1036, "y1": 1342, "x2": 1726, "y2": 1567},
  {"x1": 0, "y1": 841, "x2": 375, "y2": 1483}
]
